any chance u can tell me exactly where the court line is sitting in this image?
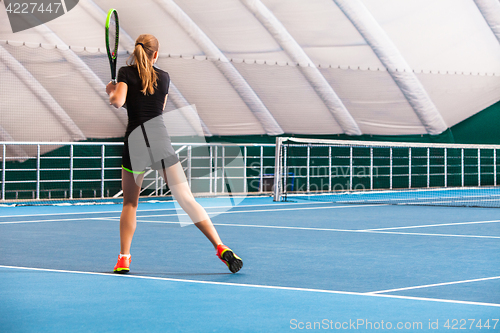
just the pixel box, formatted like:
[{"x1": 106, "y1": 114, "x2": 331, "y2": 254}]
[
  {"x1": 125, "y1": 204, "x2": 386, "y2": 218},
  {"x1": 0, "y1": 204, "x2": 385, "y2": 224},
  {"x1": 122, "y1": 219, "x2": 500, "y2": 239},
  {"x1": 369, "y1": 275, "x2": 500, "y2": 294},
  {"x1": 0, "y1": 217, "x2": 116, "y2": 225},
  {"x1": 0, "y1": 201, "x2": 340, "y2": 219},
  {"x1": 366, "y1": 230, "x2": 500, "y2": 239},
  {"x1": 0, "y1": 264, "x2": 498, "y2": 308},
  {"x1": 2, "y1": 214, "x2": 499, "y2": 240},
  {"x1": 366, "y1": 220, "x2": 500, "y2": 231}
]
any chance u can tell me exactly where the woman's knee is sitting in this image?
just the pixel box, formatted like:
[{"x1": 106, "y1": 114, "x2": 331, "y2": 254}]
[
  {"x1": 175, "y1": 192, "x2": 197, "y2": 208},
  {"x1": 123, "y1": 200, "x2": 139, "y2": 210}
]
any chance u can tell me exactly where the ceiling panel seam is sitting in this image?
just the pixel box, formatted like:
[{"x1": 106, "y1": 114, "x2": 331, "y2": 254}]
[
  {"x1": 34, "y1": 24, "x2": 128, "y2": 127},
  {"x1": 80, "y1": 0, "x2": 213, "y2": 136},
  {"x1": 154, "y1": 0, "x2": 284, "y2": 136},
  {"x1": 0, "y1": 45, "x2": 86, "y2": 141},
  {"x1": 473, "y1": 0, "x2": 500, "y2": 45},
  {"x1": 333, "y1": 0, "x2": 448, "y2": 135},
  {"x1": 240, "y1": 0, "x2": 362, "y2": 136}
]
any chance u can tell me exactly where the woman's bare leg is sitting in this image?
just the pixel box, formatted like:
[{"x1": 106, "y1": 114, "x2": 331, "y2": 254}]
[
  {"x1": 161, "y1": 162, "x2": 222, "y2": 249},
  {"x1": 193, "y1": 218, "x2": 222, "y2": 249},
  {"x1": 120, "y1": 169, "x2": 144, "y2": 254}
]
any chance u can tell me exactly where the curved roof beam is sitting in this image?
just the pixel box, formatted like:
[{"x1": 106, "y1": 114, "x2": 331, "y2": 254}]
[
  {"x1": 0, "y1": 125, "x2": 28, "y2": 160},
  {"x1": 473, "y1": 0, "x2": 500, "y2": 45},
  {"x1": 334, "y1": 0, "x2": 448, "y2": 135},
  {"x1": 153, "y1": 0, "x2": 284, "y2": 136},
  {"x1": 0, "y1": 45, "x2": 86, "y2": 141},
  {"x1": 241, "y1": 0, "x2": 361, "y2": 136},
  {"x1": 79, "y1": 0, "x2": 212, "y2": 136},
  {"x1": 33, "y1": 24, "x2": 128, "y2": 127}
]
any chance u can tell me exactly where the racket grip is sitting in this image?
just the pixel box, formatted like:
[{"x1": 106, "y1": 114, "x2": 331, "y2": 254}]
[{"x1": 111, "y1": 79, "x2": 117, "y2": 85}]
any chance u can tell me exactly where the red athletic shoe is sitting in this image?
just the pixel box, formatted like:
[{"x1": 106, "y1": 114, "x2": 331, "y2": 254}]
[
  {"x1": 113, "y1": 255, "x2": 131, "y2": 274},
  {"x1": 216, "y1": 244, "x2": 243, "y2": 273}
]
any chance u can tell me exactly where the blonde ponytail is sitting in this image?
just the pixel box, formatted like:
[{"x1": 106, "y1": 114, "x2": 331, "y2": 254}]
[{"x1": 127, "y1": 34, "x2": 159, "y2": 95}]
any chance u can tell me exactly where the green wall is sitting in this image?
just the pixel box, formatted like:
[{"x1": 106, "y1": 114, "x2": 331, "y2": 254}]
[{"x1": 207, "y1": 99, "x2": 500, "y2": 145}]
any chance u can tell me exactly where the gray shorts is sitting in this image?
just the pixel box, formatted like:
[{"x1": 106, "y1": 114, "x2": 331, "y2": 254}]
[{"x1": 122, "y1": 115, "x2": 179, "y2": 174}]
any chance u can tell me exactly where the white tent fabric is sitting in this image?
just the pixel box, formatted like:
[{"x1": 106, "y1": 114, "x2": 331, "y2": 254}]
[{"x1": 1, "y1": 0, "x2": 500, "y2": 145}]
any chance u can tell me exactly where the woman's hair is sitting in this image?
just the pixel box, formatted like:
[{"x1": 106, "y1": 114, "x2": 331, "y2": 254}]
[{"x1": 127, "y1": 34, "x2": 159, "y2": 95}]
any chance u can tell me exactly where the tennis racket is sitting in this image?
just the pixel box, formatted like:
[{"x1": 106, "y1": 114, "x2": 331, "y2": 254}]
[{"x1": 105, "y1": 8, "x2": 119, "y2": 84}]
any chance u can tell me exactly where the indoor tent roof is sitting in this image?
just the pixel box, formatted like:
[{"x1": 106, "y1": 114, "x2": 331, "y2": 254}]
[{"x1": 1, "y1": 0, "x2": 500, "y2": 148}]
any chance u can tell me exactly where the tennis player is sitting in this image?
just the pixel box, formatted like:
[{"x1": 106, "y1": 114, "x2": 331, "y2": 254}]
[{"x1": 106, "y1": 34, "x2": 243, "y2": 274}]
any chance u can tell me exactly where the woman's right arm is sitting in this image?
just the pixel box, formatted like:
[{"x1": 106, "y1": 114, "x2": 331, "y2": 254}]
[{"x1": 106, "y1": 82, "x2": 128, "y2": 108}]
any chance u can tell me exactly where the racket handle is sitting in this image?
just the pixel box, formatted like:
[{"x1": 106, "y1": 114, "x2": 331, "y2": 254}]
[{"x1": 111, "y1": 79, "x2": 117, "y2": 85}]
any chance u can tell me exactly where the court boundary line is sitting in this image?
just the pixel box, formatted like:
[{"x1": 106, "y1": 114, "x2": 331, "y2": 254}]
[
  {"x1": 369, "y1": 275, "x2": 500, "y2": 294},
  {"x1": 0, "y1": 200, "x2": 338, "y2": 219},
  {"x1": 124, "y1": 219, "x2": 500, "y2": 239},
  {"x1": 366, "y1": 220, "x2": 500, "y2": 231},
  {"x1": 0, "y1": 204, "x2": 385, "y2": 225},
  {"x1": 0, "y1": 264, "x2": 498, "y2": 308},
  {"x1": 3, "y1": 215, "x2": 497, "y2": 239}
]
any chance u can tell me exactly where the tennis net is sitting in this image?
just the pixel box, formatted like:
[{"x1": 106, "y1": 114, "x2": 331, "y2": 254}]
[{"x1": 273, "y1": 137, "x2": 500, "y2": 208}]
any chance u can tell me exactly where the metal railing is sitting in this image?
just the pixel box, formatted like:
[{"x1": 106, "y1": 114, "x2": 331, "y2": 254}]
[
  {"x1": 0, "y1": 142, "x2": 276, "y2": 201},
  {"x1": 7, "y1": 138, "x2": 499, "y2": 203}
]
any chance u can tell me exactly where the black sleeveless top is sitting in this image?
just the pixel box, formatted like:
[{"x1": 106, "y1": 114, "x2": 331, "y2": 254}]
[{"x1": 117, "y1": 65, "x2": 170, "y2": 137}]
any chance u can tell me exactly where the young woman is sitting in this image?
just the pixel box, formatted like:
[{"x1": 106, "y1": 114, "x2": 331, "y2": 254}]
[{"x1": 106, "y1": 34, "x2": 243, "y2": 274}]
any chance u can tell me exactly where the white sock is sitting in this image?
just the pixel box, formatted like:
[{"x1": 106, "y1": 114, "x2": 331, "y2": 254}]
[{"x1": 119, "y1": 253, "x2": 131, "y2": 259}]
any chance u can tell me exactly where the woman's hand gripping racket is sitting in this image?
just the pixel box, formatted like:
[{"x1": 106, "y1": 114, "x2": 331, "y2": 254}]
[{"x1": 105, "y1": 8, "x2": 119, "y2": 85}]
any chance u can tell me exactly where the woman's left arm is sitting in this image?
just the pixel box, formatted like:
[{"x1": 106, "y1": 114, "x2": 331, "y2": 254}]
[
  {"x1": 106, "y1": 82, "x2": 128, "y2": 108},
  {"x1": 163, "y1": 94, "x2": 168, "y2": 111}
]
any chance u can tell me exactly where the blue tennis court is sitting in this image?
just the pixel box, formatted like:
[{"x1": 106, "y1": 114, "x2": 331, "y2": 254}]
[{"x1": 1, "y1": 196, "x2": 499, "y2": 332}]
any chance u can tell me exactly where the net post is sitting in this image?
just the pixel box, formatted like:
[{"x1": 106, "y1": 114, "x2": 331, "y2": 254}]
[
  {"x1": 494, "y1": 149, "x2": 497, "y2": 186},
  {"x1": 187, "y1": 145, "x2": 192, "y2": 188},
  {"x1": 283, "y1": 144, "x2": 288, "y2": 195},
  {"x1": 307, "y1": 145, "x2": 310, "y2": 192},
  {"x1": 209, "y1": 145, "x2": 213, "y2": 194},
  {"x1": 444, "y1": 148, "x2": 447, "y2": 188},
  {"x1": 36, "y1": 144, "x2": 40, "y2": 200},
  {"x1": 221, "y1": 146, "x2": 225, "y2": 194},
  {"x1": 243, "y1": 146, "x2": 247, "y2": 193},
  {"x1": 328, "y1": 146, "x2": 332, "y2": 192},
  {"x1": 2, "y1": 144, "x2": 5, "y2": 201},
  {"x1": 69, "y1": 144, "x2": 74, "y2": 199},
  {"x1": 214, "y1": 146, "x2": 218, "y2": 194},
  {"x1": 389, "y1": 147, "x2": 393, "y2": 190},
  {"x1": 370, "y1": 147, "x2": 373, "y2": 190},
  {"x1": 101, "y1": 145, "x2": 105, "y2": 198},
  {"x1": 273, "y1": 137, "x2": 284, "y2": 201},
  {"x1": 427, "y1": 147, "x2": 430, "y2": 188},
  {"x1": 259, "y1": 146, "x2": 263, "y2": 193},
  {"x1": 349, "y1": 146, "x2": 353, "y2": 191},
  {"x1": 461, "y1": 148, "x2": 464, "y2": 187},
  {"x1": 408, "y1": 147, "x2": 412, "y2": 189},
  {"x1": 478, "y1": 148, "x2": 481, "y2": 186}
]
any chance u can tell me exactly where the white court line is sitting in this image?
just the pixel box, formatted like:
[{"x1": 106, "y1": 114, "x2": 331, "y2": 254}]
[
  {"x1": 124, "y1": 219, "x2": 500, "y2": 239},
  {"x1": 367, "y1": 230, "x2": 500, "y2": 239},
  {"x1": 0, "y1": 217, "x2": 117, "y2": 225},
  {"x1": 369, "y1": 275, "x2": 500, "y2": 294},
  {"x1": 128, "y1": 204, "x2": 386, "y2": 218},
  {"x1": 0, "y1": 201, "x2": 338, "y2": 219},
  {"x1": 366, "y1": 220, "x2": 500, "y2": 231},
  {"x1": 0, "y1": 204, "x2": 385, "y2": 225},
  {"x1": 3, "y1": 215, "x2": 499, "y2": 239},
  {"x1": 0, "y1": 264, "x2": 498, "y2": 308}
]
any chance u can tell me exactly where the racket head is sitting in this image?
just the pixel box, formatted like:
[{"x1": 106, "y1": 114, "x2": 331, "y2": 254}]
[{"x1": 105, "y1": 8, "x2": 119, "y2": 82}]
